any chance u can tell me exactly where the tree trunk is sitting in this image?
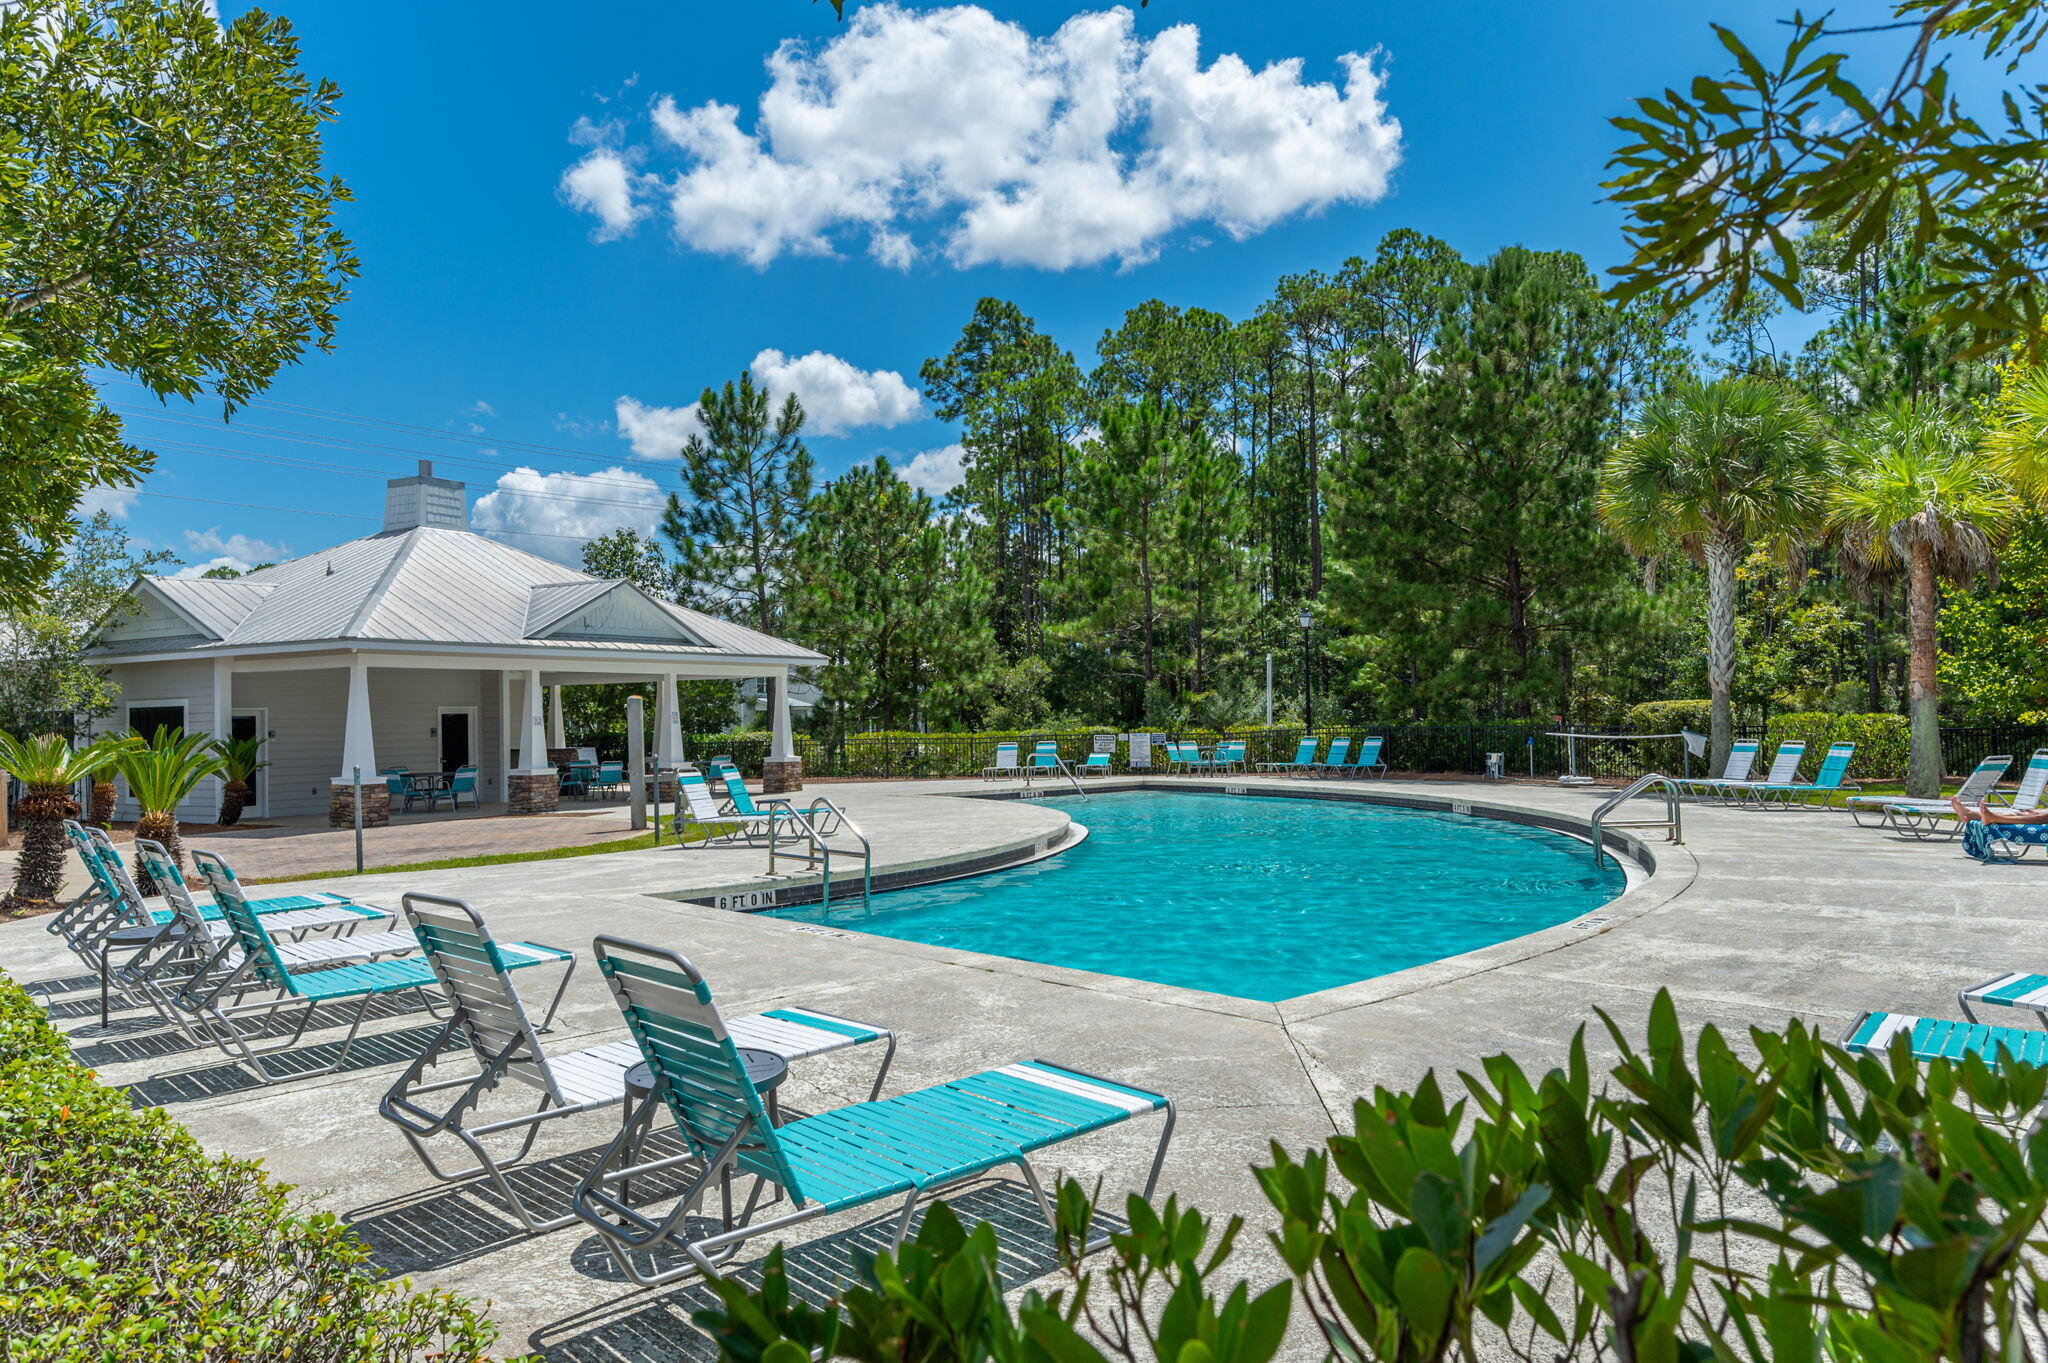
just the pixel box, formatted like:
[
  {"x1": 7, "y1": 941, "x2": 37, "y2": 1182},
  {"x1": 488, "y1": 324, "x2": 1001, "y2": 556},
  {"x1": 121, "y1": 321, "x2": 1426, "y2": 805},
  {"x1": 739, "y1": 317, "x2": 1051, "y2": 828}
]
[
  {"x1": 1, "y1": 788, "x2": 80, "y2": 915},
  {"x1": 1704, "y1": 532, "x2": 1740, "y2": 776},
  {"x1": 134, "y1": 810, "x2": 182, "y2": 897},
  {"x1": 1906, "y1": 539, "x2": 1942, "y2": 799},
  {"x1": 89, "y1": 780, "x2": 116, "y2": 828},
  {"x1": 218, "y1": 779, "x2": 250, "y2": 827}
]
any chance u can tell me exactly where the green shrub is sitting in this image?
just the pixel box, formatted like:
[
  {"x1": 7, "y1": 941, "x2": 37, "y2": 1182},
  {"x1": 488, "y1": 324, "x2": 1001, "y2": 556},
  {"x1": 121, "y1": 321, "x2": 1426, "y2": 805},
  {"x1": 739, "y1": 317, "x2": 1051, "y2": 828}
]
[
  {"x1": 0, "y1": 971, "x2": 500, "y2": 1361},
  {"x1": 1825, "y1": 711, "x2": 1911, "y2": 778},
  {"x1": 1761, "y1": 710, "x2": 1841, "y2": 779},
  {"x1": 1622, "y1": 698, "x2": 1714, "y2": 734},
  {"x1": 699, "y1": 992, "x2": 2048, "y2": 1363}
]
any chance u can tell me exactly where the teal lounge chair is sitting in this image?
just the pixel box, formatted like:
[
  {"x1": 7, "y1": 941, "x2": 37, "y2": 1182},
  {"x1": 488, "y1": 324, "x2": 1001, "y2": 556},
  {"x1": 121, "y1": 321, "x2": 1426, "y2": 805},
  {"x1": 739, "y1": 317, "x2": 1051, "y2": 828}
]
[
  {"x1": 570, "y1": 937, "x2": 1174, "y2": 1287},
  {"x1": 174, "y1": 850, "x2": 572, "y2": 1084},
  {"x1": 1749, "y1": 741, "x2": 1859, "y2": 809},
  {"x1": 717, "y1": 769, "x2": 845, "y2": 843},
  {"x1": 1026, "y1": 741, "x2": 1072, "y2": 782},
  {"x1": 1677, "y1": 740, "x2": 1759, "y2": 801},
  {"x1": 1258, "y1": 736, "x2": 1319, "y2": 775},
  {"x1": 1209, "y1": 740, "x2": 1247, "y2": 774},
  {"x1": 380, "y1": 894, "x2": 895, "y2": 1234},
  {"x1": 1960, "y1": 970, "x2": 2048, "y2": 1025},
  {"x1": 1310, "y1": 737, "x2": 1353, "y2": 776},
  {"x1": 1077, "y1": 751, "x2": 1114, "y2": 776},
  {"x1": 1352, "y1": 736, "x2": 1388, "y2": 779},
  {"x1": 1848, "y1": 753, "x2": 2011, "y2": 837},
  {"x1": 1843, "y1": 1008, "x2": 2048, "y2": 1071}
]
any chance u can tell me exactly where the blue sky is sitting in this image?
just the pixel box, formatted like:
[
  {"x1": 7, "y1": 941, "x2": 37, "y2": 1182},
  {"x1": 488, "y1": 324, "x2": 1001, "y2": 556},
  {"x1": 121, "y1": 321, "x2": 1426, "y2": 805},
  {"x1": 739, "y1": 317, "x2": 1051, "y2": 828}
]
[{"x1": 97, "y1": 0, "x2": 1924, "y2": 574}]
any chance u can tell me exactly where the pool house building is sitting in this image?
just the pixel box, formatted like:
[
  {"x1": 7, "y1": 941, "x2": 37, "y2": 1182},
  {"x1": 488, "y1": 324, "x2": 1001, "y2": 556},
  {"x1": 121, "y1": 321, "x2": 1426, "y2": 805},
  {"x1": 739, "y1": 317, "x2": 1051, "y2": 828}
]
[{"x1": 81, "y1": 463, "x2": 822, "y2": 826}]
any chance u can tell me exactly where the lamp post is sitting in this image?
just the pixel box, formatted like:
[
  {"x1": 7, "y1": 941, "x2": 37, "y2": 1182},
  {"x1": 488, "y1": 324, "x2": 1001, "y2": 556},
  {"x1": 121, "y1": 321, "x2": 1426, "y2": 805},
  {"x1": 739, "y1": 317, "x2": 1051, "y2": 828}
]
[{"x1": 1297, "y1": 607, "x2": 1314, "y2": 734}]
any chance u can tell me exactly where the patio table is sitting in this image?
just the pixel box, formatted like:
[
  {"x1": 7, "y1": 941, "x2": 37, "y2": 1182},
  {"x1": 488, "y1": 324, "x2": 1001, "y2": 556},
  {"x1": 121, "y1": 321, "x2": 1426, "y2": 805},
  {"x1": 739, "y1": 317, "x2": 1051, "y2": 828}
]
[
  {"x1": 560, "y1": 760, "x2": 598, "y2": 797},
  {"x1": 402, "y1": 771, "x2": 453, "y2": 811}
]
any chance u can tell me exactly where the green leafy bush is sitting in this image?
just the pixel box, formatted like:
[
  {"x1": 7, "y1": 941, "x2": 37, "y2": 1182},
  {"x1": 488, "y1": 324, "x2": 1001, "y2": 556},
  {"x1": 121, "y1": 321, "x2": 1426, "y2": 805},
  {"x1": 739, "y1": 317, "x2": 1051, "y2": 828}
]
[
  {"x1": 700, "y1": 991, "x2": 2048, "y2": 1363},
  {"x1": 0, "y1": 970, "x2": 500, "y2": 1361},
  {"x1": 1622, "y1": 698, "x2": 1713, "y2": 734}
]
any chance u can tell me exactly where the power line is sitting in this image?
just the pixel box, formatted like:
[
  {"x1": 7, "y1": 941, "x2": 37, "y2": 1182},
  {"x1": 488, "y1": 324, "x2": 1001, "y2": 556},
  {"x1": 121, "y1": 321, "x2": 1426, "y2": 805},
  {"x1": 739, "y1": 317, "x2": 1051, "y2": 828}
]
[
  {"x1": 130, "y1": 490, "x2": 635, "y2": 545},
  {"x1": 111, "y1": 403, "x2": 678, "y2": 499}
]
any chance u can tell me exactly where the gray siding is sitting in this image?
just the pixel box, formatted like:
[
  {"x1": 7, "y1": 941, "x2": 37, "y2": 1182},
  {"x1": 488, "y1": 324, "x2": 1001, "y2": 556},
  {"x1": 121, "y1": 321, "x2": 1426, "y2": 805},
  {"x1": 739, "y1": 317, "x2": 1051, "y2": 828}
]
[
  {"x1": 244, "y1": 668, "x2": 348, "y2": 818},
  {"x1": 104, "y1": 660, "x2": 218, "y2": 822}
]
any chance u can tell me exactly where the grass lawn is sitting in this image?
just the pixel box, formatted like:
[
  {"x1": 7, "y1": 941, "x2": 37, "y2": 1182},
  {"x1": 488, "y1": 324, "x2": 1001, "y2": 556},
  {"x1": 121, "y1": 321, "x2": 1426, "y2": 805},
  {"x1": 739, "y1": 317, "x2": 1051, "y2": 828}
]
[{"x1": 250, "y1": 821, "x2": 740, "y2": 884}]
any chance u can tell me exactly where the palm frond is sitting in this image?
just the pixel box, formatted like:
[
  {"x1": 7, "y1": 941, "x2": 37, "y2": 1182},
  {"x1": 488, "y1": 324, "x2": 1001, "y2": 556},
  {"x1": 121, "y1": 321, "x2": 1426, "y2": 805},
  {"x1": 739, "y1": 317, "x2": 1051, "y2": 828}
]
[{"x1": 115, "y1": 727, "x2": 226, "y2": 813}]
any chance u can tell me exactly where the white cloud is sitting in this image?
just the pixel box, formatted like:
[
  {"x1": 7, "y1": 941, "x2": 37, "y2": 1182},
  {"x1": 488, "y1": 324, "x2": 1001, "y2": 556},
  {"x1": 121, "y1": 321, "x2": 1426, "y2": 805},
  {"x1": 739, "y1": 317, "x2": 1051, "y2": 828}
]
[
  {"x1": 615, "y1": 347, "x2": 920, "y2": 458},
  {"x1": 471, "y1": 465, "x2": 667, "y2": 563},
  {"x1": 467, "y1": 400, "x2": 497, "y2": 418},
  {"x1": 566, "y1": 5, "x2": 1401, "y2": 271},
  {"x1": 560, "y1": 149, "x2": 645, "y2": 240},
  {"x1": 614, "y1": 395, "x2": 705, "y2": 459},
  {"x1": 895, "y1": 443, "x2": 966, "y2": 497},
  {"x1": 76, "y1": 484, "x2": 137, "y2": 519},
  {"x1": 174, "y1": 528, "x2": 287, "y2": 578},
  {"x1": 748, "y1": 348, "x2": 920, "y2": 435}
]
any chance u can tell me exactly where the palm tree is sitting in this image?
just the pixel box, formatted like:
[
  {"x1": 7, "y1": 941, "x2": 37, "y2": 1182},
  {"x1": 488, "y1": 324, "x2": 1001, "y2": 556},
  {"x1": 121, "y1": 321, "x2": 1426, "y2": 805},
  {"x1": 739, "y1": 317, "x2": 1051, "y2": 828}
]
[
  {"x1": 1599, "y1": 377, "x2": 1832, "y2": 772},
  {"x1": 84, "y1": 732, "x2": 142, "y2": 828},
  {"x1": 0, "y1": 732, "x2": 126, "y2": 915},
  {"x1": 116, "y1": 726, "x2": 226, "y2": 894},
  {"x1": 215, "y1": 735, "x2": 267, "y2": 826},
  {"x1": 1830, "y1": 400, "x2": 2019, "y2": 797}
]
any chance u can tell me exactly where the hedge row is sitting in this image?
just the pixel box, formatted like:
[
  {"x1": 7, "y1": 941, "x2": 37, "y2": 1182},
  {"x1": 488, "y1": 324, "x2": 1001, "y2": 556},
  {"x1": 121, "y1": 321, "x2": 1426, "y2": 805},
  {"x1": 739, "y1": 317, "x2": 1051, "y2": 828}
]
[{"x1": 0, "y1": 971, "x2": 502, "y2": 1362}]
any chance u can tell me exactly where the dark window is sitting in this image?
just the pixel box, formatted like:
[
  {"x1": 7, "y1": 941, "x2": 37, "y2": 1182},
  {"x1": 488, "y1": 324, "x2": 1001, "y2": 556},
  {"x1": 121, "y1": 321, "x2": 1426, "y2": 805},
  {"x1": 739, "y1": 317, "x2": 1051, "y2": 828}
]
[{"x1": 128, "y1": 704, "x2": 186, "y2": 742}]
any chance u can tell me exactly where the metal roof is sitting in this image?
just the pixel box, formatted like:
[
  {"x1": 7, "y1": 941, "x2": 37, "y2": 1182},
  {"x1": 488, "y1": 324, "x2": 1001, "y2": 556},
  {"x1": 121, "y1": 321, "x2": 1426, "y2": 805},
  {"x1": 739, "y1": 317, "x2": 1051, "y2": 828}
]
[{"x1": 86, "y1": 526, "x2": 824, "y2": 665}]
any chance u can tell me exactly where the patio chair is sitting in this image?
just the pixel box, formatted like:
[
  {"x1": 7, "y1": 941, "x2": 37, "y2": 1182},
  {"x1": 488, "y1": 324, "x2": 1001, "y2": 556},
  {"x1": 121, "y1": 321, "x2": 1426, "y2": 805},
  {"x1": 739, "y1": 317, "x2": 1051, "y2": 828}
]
[
  {"x1": 1077, "y1": 751, "x2": 1115, "y2": 776},
  {"x1": 1353, "y1": 736, "x2": 1389, "y2": 779},
  {"x1": 174, "y1": 849, "x2": 572, "y2": 1084},
  {"x1": 379, "y1": 894, "x2": 896, "y2": 1234},
  {"x1": 123, "y1": 838, "x2": 422, "y2": 1040},
  {"x1": 594, "y1": 760, "x2": 627, "y2": 798},
  {"x1": 981, "y1": 742, "x2": 1020, "y2": 780},
  {"x1": 1165, "y1": 741, "x2": 1203, "y2": 774},
  {"x1": 1847, "y1": 753, "x2": 2011, "y2": 837},
  {"x1": 449, "y1": 764, "x2": 480, "y2": 810},
  {"x1": 1257, "y1": 736, "x2": 1319, "y2": 776},
  {"x1": 1025, "y1": 741, "x2": 1072, "y2": 782},
  {"x1": 1843, "y1": 1008, "x2": 2048, "y2": 1072},
  {"x1": 570, "y1": 937, "x2": 1175, "y2": 1287},
  {"x1": 1718, "y1": 741, "x2": 1807, "y2": 806},
  {"x1": 379, "y1": 766, "x2": 410, "y2": 801},
  {"x1": 1310, "y1": 737, "x2": 1353, "y2": 777},
  {"x1": 1676, "y1": 741, "x2": 1759, "y2": 802},
  {"x1": 1748, "y1": 742, "x2": 1859, "y2": 809},
  {"x1": 1209, "y1": 741, "x2": 1247, "y2": 774},
  {"x1": 717, "y1": 769, "x2": 844, "y2": 843}
]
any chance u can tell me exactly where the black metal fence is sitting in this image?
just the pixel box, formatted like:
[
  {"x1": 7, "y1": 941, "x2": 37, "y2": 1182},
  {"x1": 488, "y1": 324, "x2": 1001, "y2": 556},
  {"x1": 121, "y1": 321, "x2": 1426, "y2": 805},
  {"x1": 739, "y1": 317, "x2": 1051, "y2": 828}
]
[{"x1": 573, "y1": 719, "x2": 2048, "y2": 783}]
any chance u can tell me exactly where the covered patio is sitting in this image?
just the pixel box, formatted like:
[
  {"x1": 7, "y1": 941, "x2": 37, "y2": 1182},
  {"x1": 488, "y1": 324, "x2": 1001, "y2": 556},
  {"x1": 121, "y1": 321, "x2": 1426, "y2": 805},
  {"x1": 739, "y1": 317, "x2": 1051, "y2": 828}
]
[{"x1": 82, "y1": 462, "x2": 824, "y2": 827}]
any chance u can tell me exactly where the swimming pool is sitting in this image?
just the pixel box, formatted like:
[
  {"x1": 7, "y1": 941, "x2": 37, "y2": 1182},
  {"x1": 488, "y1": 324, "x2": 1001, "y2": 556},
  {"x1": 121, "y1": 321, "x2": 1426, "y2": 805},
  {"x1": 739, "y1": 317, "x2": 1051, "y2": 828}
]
[{"x1": 766, "y1": 791, "x2": 1628, "y2": 1001}]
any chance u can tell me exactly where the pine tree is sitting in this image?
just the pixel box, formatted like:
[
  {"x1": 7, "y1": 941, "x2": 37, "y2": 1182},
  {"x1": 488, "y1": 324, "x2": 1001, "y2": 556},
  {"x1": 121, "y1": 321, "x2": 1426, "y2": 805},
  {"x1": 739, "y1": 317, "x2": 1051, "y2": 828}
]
[{"x1": 659, "y1": 370, "x2": 814, "y2": 634}]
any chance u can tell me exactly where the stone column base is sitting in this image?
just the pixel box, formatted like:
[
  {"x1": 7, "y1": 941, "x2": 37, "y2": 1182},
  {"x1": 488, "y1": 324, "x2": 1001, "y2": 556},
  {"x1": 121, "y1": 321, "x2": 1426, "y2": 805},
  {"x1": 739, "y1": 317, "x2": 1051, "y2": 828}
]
[
  {"x1": 762, "y1": 757, "x2": 803, "y2": 794},
  {"x1": 330, "y1": 779, "x2": 390, "y2": 829},
  {"x1": 508, "y1": 769, "x2": 560, "y2": 814}
]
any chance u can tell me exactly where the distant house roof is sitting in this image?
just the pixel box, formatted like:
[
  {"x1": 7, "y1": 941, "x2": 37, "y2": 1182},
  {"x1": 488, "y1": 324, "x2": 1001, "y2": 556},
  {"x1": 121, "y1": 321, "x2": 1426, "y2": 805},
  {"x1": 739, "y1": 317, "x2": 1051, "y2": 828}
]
[{"x1": 85, "y1": 524, "x2": 824, "y2": 666}]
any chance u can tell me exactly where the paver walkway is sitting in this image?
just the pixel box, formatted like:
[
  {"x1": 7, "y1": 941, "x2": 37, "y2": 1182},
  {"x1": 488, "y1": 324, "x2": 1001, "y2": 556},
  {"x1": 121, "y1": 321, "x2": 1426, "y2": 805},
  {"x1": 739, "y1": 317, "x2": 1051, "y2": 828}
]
[{"x1": 5, "y1": 775, "x2": 2044, "y2": 1359}]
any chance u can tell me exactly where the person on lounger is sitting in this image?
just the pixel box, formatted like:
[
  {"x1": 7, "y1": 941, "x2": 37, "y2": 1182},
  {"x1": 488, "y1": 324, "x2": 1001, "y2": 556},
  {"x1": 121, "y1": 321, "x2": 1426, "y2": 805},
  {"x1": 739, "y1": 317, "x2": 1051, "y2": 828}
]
[{"x1": 1950, "y1": 796, "x2": 2048, "y2": 864}]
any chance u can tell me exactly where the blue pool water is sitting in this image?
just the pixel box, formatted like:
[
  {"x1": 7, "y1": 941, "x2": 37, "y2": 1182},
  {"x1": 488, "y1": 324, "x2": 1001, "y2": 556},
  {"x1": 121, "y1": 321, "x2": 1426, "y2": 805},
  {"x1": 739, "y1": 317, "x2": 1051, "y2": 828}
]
[{"x1": 767, "y1": 792, "x2": 1626, "y2": 1001}]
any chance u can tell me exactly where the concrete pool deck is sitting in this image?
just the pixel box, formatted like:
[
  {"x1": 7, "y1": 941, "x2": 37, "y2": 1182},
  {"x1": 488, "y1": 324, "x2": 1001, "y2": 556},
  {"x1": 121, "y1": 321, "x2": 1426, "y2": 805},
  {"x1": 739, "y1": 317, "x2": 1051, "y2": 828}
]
[{"x1": 6, "y1": 774, "x2": 2044, "y2": 1358}]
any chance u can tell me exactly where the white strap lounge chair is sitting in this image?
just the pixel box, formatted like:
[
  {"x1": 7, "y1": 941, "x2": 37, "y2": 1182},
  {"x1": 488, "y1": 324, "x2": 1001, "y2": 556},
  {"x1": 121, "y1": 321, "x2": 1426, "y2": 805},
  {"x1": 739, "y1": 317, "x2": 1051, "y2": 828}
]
[
  {"x1": 1718, "y1": 740, "x2": 1807, "y2": 806},
  {"x1": 981, "y1": 742, "x2": 1020, "y2": 780},
  {"x1": 1847, "y1": 753, "x2": 2011, "y2": 837},
  {"x1": 1677, "y1": 740, "x2": 1760, "y2": 801},
  {"x1": 569, "y1": 937, "x2": 1173, "y2": 1287},
  {"x1": 380, "y1": 894, "x2": 895, "y2": 1234}
]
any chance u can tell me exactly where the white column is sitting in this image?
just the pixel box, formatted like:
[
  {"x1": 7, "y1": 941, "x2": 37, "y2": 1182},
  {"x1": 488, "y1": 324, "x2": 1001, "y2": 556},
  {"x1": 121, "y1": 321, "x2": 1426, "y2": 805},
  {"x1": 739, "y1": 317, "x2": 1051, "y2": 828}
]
[
  {"x1": 517, "y1": 668, "x2": 549, "y2": 773},
  {"x1": 548, "y1": 684, "x2": 567, "y2": 750},
  {"x1": 768, "y1": 668, "x2": 795, "y2": 762},
  {"x1": 211, "y1": 657, "x2": 233, "y2": 813},
  {"x1": 496, "y1": 670, "x2": 512, "y2": 797},
  {"x1": 656, "y1": 673, "x2": 682, "y2": 769},
  {"x1": 337, "y1": 657, "x2": 375, "y2": 779}
]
